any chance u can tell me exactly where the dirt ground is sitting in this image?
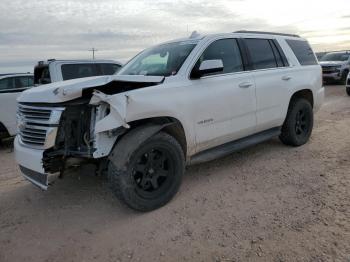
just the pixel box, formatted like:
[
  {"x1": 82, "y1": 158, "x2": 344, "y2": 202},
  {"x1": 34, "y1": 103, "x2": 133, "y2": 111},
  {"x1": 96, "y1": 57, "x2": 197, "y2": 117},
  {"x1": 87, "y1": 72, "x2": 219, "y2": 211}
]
[{"x1": 0, "y1": 85, "x2": 349, "y2": 262}]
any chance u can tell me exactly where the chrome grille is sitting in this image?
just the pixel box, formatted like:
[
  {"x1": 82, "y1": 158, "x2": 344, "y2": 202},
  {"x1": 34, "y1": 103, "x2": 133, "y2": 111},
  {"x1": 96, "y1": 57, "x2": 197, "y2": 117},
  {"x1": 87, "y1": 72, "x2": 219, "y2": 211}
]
[
  {"x1": 18, "y1": 107, "x2": 51, "y2": 122},
  {"x1": 17, "y1": 104, "x2": 65, "y2": 149},
  {"x1": 321, "y1": 66, "x2": 337, "y2": 74},
  {"x1": 19, "y1": 127, "x2": 47, "y2": 146}
]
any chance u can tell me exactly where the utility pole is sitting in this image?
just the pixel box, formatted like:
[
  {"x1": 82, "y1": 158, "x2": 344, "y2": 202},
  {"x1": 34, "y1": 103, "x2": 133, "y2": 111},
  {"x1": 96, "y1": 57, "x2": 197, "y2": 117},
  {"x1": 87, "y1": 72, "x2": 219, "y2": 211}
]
[{"x1": 89, "y1": 48, "x2": 98, "y2": 59}]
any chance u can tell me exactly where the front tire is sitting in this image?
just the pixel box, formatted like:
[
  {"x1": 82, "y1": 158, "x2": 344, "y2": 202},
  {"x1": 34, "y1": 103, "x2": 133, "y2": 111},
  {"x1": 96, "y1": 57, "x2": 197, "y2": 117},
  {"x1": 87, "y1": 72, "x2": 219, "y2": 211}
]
[
  {"x1": 108, "y1": 132, "x2": 185, "y2": 212},
  {"x1": 279, "y1": 98, "x2": 313, "y2": 146},
  {"x1": 346, "y1": 86, "x2": 350, "y2": 96}
]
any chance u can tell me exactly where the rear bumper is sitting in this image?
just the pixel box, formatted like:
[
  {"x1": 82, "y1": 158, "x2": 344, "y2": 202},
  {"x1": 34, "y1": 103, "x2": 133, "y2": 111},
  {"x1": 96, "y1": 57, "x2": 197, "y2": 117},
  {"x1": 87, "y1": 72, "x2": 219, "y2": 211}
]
[
  {"x1": 14, "y1": 136, "x2": 49, "y2": 190},
  {"x1": 314, "y1": 87, "x2": 325, "y2": 113}
]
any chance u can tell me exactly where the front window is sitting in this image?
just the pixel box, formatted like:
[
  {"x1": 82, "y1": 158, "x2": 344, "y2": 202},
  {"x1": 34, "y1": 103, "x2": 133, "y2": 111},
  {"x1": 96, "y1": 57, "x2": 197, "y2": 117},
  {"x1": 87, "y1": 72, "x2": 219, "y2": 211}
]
[
  {"x1": 119, "y1": 41, "x2": 198, "y2": 76},
  {"x1": 321, "y1": 52, "x2": 350, "y2": 62},
  {"x1": 191, "y1": 38, "x2": 243, "y2": 77}
]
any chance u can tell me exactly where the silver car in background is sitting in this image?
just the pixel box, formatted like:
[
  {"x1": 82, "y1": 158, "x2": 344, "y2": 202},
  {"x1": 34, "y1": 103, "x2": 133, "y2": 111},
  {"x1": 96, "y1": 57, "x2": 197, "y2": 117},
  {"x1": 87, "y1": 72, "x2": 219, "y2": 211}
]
[{"x1": 319, "y1": 51, "x2": 350, "y2": 84}]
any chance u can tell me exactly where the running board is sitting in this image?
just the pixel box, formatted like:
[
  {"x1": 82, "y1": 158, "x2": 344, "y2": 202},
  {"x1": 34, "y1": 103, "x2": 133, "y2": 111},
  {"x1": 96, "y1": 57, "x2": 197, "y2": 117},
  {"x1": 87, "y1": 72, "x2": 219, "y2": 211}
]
[{"x1": 190, "y1": 127, "x2": 281, "y2": 165}]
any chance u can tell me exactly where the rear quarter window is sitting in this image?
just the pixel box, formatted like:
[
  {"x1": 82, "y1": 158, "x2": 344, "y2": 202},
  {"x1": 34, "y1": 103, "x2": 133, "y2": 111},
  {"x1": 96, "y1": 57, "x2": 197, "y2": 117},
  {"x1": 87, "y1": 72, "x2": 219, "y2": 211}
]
[
  {"x1": 286, "y1": 40, "x2": 318, "y2": 66},
  {"x1": 99, "y1": 63, "x2": 121, "y2": 75},
  {"x1": 61, "y1": 64, "x2": 98, "y2": 80}
]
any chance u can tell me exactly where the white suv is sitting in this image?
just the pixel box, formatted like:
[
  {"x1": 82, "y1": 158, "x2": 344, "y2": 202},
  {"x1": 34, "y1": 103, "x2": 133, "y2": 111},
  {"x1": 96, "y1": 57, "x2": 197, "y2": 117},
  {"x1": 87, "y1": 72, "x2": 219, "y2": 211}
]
[
  {"x1": 15, "y1": 31, "x2": 324, "y2": 211},
  {"x1": 0, "y1": 73, "x2": 33, "y2": 140}
]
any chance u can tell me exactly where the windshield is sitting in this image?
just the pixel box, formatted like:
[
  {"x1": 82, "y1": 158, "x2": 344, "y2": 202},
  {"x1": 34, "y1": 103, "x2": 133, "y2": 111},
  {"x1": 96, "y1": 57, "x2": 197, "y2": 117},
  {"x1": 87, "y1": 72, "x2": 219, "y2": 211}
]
[
  {"x1": 119, "y1": 41, "x2": 198, "y2": 76},
  {"x1": 320, "y1": 52, "x2": 350, "y2": 62}
]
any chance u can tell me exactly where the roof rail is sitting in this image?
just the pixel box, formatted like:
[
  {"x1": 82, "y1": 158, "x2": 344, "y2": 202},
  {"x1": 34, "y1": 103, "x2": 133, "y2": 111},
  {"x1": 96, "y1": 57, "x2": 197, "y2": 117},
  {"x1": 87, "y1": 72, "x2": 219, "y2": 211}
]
[{"x1": 234, "y1": 30, "x2": 300, "y2": 38}]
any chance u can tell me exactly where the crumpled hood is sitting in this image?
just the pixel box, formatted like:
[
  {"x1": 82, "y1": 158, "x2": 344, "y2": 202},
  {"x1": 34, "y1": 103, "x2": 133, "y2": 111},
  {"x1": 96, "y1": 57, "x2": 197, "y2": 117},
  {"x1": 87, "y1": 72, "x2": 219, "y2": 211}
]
[
  {"x1": 17, "y1": 75, "x2": 165, "y2": 103},
  {"x1": 319, "y1": 61, "x2": 345, "y2": 67}
]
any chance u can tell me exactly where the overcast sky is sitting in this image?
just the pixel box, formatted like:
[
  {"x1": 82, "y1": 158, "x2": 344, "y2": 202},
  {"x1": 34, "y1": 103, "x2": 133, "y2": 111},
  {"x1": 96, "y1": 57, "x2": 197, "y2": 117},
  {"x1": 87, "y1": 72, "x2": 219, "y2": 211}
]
[{"x1": 1, "y1": 0, "x2": 350, "y2": 73}]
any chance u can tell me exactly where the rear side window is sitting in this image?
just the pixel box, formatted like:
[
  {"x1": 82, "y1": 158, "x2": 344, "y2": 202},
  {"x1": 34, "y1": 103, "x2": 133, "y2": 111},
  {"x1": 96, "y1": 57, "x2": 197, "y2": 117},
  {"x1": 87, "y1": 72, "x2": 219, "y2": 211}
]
[
  {"x1": 0, "y1": 78, "x2": 13, "y2": 90},
  {"x1": 14, "y1": 76, "x2": 33, "y2": 88},
  {"x1": 62, "y1": 64, "x2": 98, "y2": 80},
  {"x1": 286, "y1": 40, "x2": 317, "y2": 66},
  {"x1": 192, "y1": 38, "x2": 243, "y2": 77},
  {"x1": 98, "y1": 63, "x2": 121, "y2": 75},
  {"x1": 244, "y1": 39, "x2": 278, "y2": 70}
]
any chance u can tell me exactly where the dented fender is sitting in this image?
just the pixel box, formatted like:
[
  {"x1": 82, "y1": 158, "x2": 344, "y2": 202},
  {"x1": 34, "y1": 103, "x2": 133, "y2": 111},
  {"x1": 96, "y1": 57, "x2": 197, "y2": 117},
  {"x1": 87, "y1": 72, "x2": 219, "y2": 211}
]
[
  {"x1": 90, "y1": 90, "x2": 130, "y2": 133},
  {"x1": 108, "y1": 124, "x2": 172, "y2": 170}
]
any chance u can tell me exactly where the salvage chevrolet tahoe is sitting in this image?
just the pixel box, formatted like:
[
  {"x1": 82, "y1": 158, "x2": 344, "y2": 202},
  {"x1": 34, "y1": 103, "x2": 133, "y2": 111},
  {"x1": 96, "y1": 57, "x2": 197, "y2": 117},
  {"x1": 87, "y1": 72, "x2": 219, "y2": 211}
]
[{"x1": 15, "y1": 31, "x2": 324, "y2": 211}]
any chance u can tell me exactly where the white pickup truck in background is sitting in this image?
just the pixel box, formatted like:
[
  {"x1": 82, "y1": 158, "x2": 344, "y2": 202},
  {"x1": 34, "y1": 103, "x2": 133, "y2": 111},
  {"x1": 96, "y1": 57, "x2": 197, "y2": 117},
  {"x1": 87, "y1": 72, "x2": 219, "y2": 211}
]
[
  {"x1": 34, "y1": 59, "x2": 122, "y2": 85},
  {"x1": 0, "y1": 59, "x2": 123, "y2": 142}
]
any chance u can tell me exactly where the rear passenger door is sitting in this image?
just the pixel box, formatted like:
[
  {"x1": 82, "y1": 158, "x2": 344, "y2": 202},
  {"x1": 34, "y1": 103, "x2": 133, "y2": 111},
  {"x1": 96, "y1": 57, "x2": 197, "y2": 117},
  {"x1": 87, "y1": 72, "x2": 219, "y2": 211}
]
[
  {"x1": 243, "y1": 38, "x2": 293, "y2": 131},
  {"x1": 189, "y1": 38, "x2": 257, "y2": 152}
]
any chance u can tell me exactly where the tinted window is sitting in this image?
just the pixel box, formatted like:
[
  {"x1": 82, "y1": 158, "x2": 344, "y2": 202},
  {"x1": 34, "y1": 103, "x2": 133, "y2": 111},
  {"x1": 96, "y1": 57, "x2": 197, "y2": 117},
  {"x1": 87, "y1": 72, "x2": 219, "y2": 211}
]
[
  {"x1": 245, "y1": 39, "x2": 277, "y2": 70},
  {"x1": 0, "y1": 76, "x2": 33, "y2": 91},
  {"x1": 14, "y1": 76, "x2": 32, "y2": 88},
  {"x1": 0, "y1": 78, "x2": 13, "y2": 90},
  {"x1": 35, "y1": 67, "x2": 51, "y2": 85},
  {"x1": 193, "y1": 38, "x2": 243, "y2": 77},
  {"x1": 99, "y1": 63, "x2": 121, "y2": 75},
  {"x1": 286, "y1": 40, "x2": 317, "y2": 66},
  {"x1": 62, "y1": 64, "x2": 98, "y2": 80},
  {"x1": 28, "y1": 76, "x2": 34, "y2": 86}
]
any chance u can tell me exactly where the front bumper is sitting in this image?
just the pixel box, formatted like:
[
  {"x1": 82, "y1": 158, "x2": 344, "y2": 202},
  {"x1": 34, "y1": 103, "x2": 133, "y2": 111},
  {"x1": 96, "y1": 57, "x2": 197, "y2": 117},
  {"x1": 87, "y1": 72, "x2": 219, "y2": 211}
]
[
  {"x1": 322, "y1": 72, "x2": 342, "y2": 81},
  {"x1": 15, "y1": 136, "x2": 51, "y2": 190}
]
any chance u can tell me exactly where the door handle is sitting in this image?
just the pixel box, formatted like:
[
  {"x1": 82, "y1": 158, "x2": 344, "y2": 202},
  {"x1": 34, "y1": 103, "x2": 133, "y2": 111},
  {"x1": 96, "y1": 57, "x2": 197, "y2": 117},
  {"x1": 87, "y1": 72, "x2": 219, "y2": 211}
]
[
  {"x1": 239, "y1": 82, "x2": 252, "y2": 88},
  {"x1": 282, "y1": 76, "x2": 292, "y2": 81}
]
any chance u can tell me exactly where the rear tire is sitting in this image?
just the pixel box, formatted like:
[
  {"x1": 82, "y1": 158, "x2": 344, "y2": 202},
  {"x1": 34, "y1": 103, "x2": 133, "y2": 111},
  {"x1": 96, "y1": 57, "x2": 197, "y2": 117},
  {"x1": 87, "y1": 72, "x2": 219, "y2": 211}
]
[
  {"x1": 346, "y1": 86, "x2": 350, "y2": 96},
  {"x1": 108, "y1": 132, "x2": 184, "y2": 212},
  {"x1": 279, "y1": 98, "x2": 313, "y2": 146}
]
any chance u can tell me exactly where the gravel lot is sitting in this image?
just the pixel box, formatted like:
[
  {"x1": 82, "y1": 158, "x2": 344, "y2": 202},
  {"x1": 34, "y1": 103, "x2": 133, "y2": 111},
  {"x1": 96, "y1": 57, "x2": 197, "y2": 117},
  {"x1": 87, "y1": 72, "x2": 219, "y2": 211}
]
[{"x1": 0, "y1": 85, "x2": 349, "y2": 262}]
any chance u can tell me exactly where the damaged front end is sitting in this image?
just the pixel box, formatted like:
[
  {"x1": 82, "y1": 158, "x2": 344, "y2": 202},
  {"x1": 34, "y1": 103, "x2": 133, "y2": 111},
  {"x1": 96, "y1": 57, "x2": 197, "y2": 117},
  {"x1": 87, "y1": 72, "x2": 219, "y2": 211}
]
[
  {"x1": 39, "y1": 77, "x2": 164, "y2": 175},
  {"x1": 42, "y1": 101, "x2": 97, "y2": 174}
]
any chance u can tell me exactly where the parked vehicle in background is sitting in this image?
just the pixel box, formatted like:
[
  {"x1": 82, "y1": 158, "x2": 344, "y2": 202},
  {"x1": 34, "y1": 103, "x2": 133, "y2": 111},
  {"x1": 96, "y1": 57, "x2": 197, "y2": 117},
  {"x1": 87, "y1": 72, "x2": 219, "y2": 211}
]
[
  {"x1": 346, "y1": 73, "x2": 350, "y2": 96},
  {"x1": 15, "y1": 31, "x2": 324, "y2": 211},
  {"x1": 34, "y1": 59, "x2": 122, "y2": 85},
  {"x1": 319, "y1": 51, "x2": 350, "y2": 84},
  {"x1": 316, "y1": 52, "x2": 327, "y2": 60},
  {"x1": 0, "y1": 73, "x2": 33, "y2": 140}
]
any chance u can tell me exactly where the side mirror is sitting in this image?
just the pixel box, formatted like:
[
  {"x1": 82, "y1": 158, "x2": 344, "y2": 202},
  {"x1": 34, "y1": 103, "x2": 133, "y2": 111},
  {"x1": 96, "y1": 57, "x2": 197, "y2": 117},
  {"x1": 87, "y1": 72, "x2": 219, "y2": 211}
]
[{"x1": 192, "y1": 59, "x2": 224, "y2": 78}]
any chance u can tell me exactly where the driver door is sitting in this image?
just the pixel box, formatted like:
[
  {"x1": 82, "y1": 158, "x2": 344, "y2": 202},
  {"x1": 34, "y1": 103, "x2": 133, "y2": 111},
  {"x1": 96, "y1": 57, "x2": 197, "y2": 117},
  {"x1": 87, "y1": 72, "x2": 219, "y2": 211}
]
[{"x1": 188, "y1": 38, "x2": 257, "y2": 152}]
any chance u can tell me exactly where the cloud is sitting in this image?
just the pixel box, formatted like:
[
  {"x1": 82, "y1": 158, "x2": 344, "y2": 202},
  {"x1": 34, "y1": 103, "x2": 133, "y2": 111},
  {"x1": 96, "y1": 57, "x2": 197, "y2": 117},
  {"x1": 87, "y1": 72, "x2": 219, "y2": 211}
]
[{"x1": 0, "y1": 0, "x2": 349, "y2": 73}]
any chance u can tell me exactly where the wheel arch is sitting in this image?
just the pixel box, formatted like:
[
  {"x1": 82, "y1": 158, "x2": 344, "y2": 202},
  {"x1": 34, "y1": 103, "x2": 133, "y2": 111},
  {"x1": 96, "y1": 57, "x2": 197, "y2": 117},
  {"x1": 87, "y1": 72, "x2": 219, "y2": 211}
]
[
  {"x1": 110, "y1": 117, "x2": 188, "y2": 165},
  {"x1": 128, "y1": 117, "x2": 187, "y2": 157},
  {"x1": 289, "y1": 89, "x2": 314, "y2": 108}
]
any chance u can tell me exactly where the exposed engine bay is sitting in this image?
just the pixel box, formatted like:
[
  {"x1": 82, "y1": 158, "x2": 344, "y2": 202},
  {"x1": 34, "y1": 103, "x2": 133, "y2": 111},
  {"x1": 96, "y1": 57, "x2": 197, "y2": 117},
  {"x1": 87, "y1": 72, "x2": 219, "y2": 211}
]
[{"x1": 40, "y1": 79, "x2": 163, "y2": 174}]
